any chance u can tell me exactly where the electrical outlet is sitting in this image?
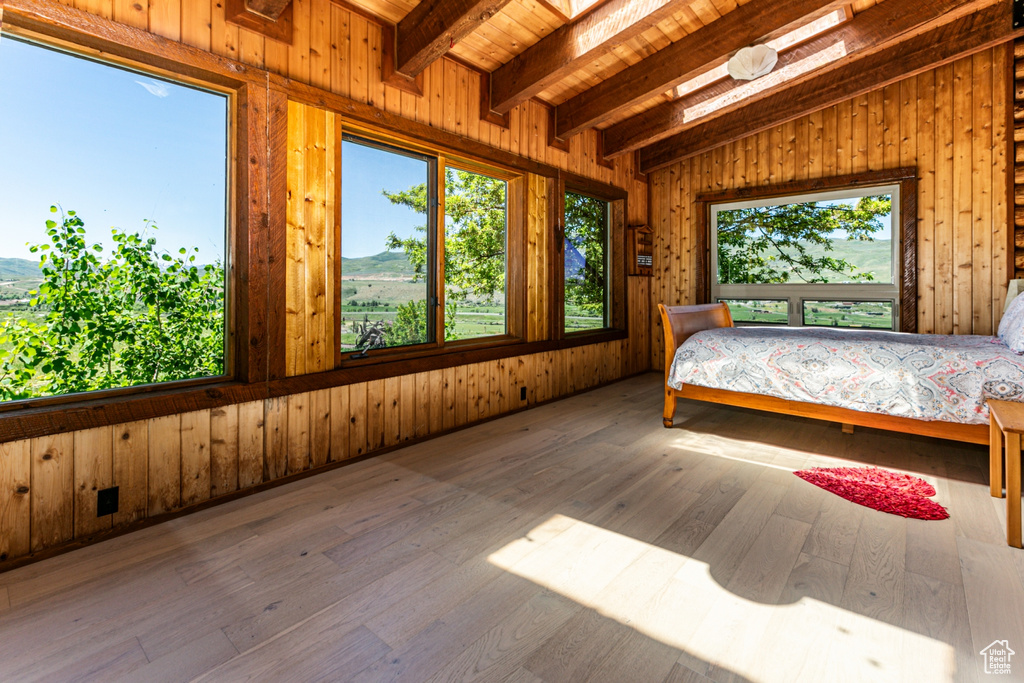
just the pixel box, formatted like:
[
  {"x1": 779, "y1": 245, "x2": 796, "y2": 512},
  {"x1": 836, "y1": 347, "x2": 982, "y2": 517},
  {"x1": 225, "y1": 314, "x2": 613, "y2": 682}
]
[
  {"x1": 520, "y1": 386, "x2": 527, "y2": 401},
  {"x1": 97, "y1": 487, "x2": 119, "y2": 517}
]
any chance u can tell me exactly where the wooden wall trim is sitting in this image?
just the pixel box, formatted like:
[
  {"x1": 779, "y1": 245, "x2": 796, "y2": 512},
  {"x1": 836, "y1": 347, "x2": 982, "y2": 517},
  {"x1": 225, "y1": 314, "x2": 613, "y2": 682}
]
[
  {"x1": 234, "y1": 81, "x2": 271, "y2": 385},
  {"x1": 692, "y1": 168, "x2": 919, "y2": 332},
  {"x1": 267, "y1": 87, "x2": 290, "y2": 381},
  {"x1": 0, "y1": 0, "x2": 262, "y2": 86}
]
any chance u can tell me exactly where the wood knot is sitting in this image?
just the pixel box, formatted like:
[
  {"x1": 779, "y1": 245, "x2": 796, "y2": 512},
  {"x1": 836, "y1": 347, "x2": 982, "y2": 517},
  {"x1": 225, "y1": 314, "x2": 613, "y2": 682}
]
[
  {"x1": 122, "y1": 432, "x2": 131, "y2": 440},
  {"x1": 16, "y1": 486, "x2": 28, "y2": 495},
  {"x1": 42, "y1": 453, "x2": 52, "y2": 461}
]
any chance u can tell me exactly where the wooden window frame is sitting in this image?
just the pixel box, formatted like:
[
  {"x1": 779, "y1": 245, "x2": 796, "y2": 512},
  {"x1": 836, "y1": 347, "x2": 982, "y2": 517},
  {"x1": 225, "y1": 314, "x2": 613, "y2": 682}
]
[
  {"x1": 694, "y1": 168, "x2": 919, "y2": 333},
  {"x1": 0, "y1": 1, "x2": 269, "y2": 409},
  {"x1": 326, "y1": 122, "x2": 530, "y2": 368},
  {"x1": 438, "y1": 160, "x2": 525, "y2": 345},
  {"x1": 553, "y1": 177, "x2": 628, "y2": 339}
]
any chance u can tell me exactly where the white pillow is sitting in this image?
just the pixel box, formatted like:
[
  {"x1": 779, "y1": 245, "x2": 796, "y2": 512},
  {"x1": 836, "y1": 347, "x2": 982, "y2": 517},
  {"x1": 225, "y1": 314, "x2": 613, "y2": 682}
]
[{"x1": 998, "y1": 292, "x2": 1024, "y2": 354}]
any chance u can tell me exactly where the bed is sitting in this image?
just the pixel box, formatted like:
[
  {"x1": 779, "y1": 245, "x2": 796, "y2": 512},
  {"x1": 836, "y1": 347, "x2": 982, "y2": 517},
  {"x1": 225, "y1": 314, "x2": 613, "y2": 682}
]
[{"x1": 658, "y1": 302, "x2": 1024, "y2": 445}]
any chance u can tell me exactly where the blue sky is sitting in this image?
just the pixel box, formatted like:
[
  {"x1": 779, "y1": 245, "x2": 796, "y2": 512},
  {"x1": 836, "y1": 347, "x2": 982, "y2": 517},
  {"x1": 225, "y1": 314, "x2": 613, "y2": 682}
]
[
  {"x1": 0, "y1": 36, "x2": 227, "y2": 262},
  {"x1": 341, "y1": 139, "x2": 429, "y2": 258}
]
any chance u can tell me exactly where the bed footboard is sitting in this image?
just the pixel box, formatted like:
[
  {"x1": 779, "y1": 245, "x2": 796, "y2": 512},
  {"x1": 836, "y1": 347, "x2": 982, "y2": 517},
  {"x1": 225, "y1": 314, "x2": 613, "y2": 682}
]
[{"x1": 658, "y1": 303, "x2": 733, "y2": 427}]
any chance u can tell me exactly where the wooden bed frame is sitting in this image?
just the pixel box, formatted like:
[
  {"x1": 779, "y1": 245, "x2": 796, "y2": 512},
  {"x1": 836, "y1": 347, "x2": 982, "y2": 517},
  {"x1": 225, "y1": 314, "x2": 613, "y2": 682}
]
[{"x1": 658, "y1": 303, "x2": 989, "y2": 445}]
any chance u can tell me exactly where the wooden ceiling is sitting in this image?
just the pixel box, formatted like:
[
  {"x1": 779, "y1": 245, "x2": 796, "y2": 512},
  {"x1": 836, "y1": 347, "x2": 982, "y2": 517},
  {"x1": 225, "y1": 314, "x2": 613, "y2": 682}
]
[{"x1": 258, "y1": 0, "x2": 1020, "y2": 172}]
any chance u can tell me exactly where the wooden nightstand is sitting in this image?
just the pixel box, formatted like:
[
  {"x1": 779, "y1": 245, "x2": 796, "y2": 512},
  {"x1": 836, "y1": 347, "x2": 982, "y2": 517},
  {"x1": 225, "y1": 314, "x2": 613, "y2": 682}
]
[{"x1": 989, "y1": 399, "x2": 1024, "y2": 548}]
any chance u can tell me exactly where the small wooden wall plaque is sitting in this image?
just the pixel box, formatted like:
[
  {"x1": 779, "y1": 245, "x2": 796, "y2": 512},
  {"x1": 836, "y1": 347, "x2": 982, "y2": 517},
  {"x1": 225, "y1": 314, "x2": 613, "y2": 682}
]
[{"x1": 628, "y1": 224, "x2": 653, "y2": 277}]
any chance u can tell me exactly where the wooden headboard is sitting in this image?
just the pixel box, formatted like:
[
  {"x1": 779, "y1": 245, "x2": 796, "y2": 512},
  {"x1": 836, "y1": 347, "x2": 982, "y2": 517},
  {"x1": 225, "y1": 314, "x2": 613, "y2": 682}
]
[{"x1": 657, "y1": 303, "x2": 734, "y2": 376}]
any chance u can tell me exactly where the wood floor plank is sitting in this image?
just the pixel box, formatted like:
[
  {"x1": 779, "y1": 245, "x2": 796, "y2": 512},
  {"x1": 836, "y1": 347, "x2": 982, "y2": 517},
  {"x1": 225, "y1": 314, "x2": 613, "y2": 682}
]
[
  {"x1": 663, "y1": 663, "x2": 717, "y2": 683},
  {"x1": 958, "y1": 536, "x2": 1024, "y2": 680},
  {"x1": 122, "y1": 628, "x2": 238, "y2": 683},
  {"x1": 349, "y1": 575, "x2": 550, "y2": 683},
  {"x1": 775, "y1": 474, "x2": 829, "y2": 523},
  {"x1": 423, "y1": 588, "x2": 578, "y2": 683},
  {"x1": 521, "y1": 541, "x2": 688, "y2": 681},
  {"x1": 839, "y1": 508, "x2": 906, "y2": 627},
  {"x1": 202, "y1": 624, "x2": 390, "y2": 681},
  {"x1": 41, "y1": 636, "x2": 149, "y2": 682},
  {"x1": 801, "y1": 485, "x2": 865, "y2": 566},
  {"x1": 365, "y1": 556, "x2": 509, "y2": 647},
  {"x1": 500, "y1": 666, "x2": 545, "y2": 683},
  {"x1": 780, "y1": 552, "x2": 849, "y2": 605},
  {"x1": 685, "y1": 477, "x2": 792, "y2": 588},
  {"x1": 725, "y1": 514, "x2": 812, "y2": 603},
  {"x1": 902, "y1": 571, "x2": 979, "y2": 683},
  {"x1": 905, "y1": 515, "x2": 962, "y2": 586},
  {"x1": 523, "y1": 607, "x2": 633, "y2": 682}
]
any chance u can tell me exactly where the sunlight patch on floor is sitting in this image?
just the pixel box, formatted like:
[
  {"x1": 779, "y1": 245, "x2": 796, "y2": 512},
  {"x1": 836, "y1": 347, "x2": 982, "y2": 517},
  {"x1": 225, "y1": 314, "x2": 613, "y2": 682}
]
[
  {"x1": 668, "y1": 430, "x2": 825, "y2": 471},
  {"x1": 488, "y1": 514, "x2": 955, "y2": 683}
]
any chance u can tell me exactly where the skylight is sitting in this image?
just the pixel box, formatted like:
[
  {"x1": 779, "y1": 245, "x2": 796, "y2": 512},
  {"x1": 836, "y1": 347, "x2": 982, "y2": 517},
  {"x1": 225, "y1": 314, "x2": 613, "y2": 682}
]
[{"x1": 673, "y1": 7, "x2": 851, "y2": 99}]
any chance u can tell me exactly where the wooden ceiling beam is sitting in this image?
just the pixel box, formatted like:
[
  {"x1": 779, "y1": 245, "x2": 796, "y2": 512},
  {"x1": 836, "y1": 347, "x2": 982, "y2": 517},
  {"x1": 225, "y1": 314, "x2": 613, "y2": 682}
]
[
  {"x1": 487, "y1": 0, "x2": 699, "y2": 116},
  {"x1": 607, "y1": 0, "x2": 998, "y2": 158},
  {"x1": 638, "y1": 2, "x2": 1021, "y2": 173},
  {"x1": 395, "y1": 0, "x2": 513, "y2": 78},
  {"x1": 553, "y1": 0, "x2": 845, "y2": 140}
]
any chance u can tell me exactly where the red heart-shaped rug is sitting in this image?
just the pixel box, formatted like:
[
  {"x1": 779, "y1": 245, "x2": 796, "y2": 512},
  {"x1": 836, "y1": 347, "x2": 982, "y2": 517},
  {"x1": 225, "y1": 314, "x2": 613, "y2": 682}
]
[{"x1": 793, "y1": 466, "x2": 949, "y2": 520}]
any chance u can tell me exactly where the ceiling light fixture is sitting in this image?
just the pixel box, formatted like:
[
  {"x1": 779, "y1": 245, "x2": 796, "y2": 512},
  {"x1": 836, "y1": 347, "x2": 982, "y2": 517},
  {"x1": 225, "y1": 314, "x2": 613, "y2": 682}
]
[{"x1": 727, "y1": 44, "x2": 778, "y2": 81}]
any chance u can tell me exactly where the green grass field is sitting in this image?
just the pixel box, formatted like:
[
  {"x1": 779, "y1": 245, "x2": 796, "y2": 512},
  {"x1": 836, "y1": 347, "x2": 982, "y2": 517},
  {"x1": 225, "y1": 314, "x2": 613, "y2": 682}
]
[
  {"x1": 723, "y1": 300, "x2": 789, "y2": 324},
  {"x1": 722, "y1": 299, "x2": 894, "y2": 329},
  {"x1": 340, "y1": 278, "x2": 509, "y2": 348},
  {"x1": 802, "y1": 301, "x2": 893, "y2": 329}
]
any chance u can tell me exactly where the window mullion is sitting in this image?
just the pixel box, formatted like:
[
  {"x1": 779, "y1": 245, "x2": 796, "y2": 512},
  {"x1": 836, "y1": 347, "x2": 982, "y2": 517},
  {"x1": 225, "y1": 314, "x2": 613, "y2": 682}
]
[{"x1": 434, "y1": 157, "x2": 446, "y2": 346}]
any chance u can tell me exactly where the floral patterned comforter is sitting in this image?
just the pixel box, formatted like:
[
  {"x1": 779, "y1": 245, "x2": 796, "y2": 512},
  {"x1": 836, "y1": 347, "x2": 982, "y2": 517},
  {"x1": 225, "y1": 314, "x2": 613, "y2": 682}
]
[{"x1": 667, "y1": 326, "x2": 1024, "y2": 424}]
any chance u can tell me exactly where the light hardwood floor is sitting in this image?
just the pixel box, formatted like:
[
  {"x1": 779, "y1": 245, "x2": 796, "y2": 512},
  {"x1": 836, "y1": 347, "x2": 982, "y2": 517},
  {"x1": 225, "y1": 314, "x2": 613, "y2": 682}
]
[{"x1": 1, "y1": 373, "x2": 1023, "y2": 682}]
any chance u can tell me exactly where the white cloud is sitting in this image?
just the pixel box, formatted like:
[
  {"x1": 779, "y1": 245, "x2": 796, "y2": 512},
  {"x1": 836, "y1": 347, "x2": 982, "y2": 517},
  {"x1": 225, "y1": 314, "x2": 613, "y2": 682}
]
[{"x1": 135, "y1": 80, "x2": 170, "y2": 98}]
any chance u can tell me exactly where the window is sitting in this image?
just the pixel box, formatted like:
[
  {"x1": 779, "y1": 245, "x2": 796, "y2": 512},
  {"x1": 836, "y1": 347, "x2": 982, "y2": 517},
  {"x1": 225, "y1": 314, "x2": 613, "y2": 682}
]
[
  {"x1": 564, "y1": 190, "x2": 610, "y2": 333},
  {"x1": 340, "y1": 136, "x2": 435, "y2": 351},
  {"x1": 708, "y1": 181, "x2": 905, "y2": 330},
  {"x1": 339, "y1": 133, "x2": 512, "y2": 355},
  {"x1": 0, "y1": 35, "x2": 229, "y2": 403},
  {"x1": 444, "y1": 168, "x2": 507, "y2": 341},
  {"x1": 719, "y1": 299, "x2": 788, "y2": 325}
]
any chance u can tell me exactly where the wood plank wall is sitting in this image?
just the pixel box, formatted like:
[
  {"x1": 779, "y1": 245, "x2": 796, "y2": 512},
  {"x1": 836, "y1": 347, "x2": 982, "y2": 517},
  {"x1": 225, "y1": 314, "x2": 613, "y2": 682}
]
[
  {"x1": 1014, "y1": 39, "x2": 1024, "y2": 276},
  {"x1": 648, "y1": 48, "x2": 1012, "y2": 367},
  {"x1": 0, "y1": 0, "x2": 650, "y2": 567},
  {"x1": 286, "y1": 100, "x2": 338, "y2": 377}
]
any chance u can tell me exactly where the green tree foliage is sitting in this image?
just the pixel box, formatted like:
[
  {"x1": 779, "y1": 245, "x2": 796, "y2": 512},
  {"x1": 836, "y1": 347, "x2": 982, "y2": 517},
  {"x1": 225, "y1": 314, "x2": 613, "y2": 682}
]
[
  {"x1": 717, "y1": 195, "x2": 891, "y2": 284},
  {"x1": 380, "y1": 169, "x2": 506, "y2": 344},
  {"x1": 564, "y1": 192, "x2": 607, "y2": 316},
  {"x1": 0, "y1": 207, "x2": 224, "y2": 401}
]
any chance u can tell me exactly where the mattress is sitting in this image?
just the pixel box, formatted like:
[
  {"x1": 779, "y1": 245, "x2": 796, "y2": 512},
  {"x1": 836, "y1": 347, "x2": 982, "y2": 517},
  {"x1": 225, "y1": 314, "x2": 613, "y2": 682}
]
[{"x1": 667, "y1": 326, "x2": 1024, "y2": 425}]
